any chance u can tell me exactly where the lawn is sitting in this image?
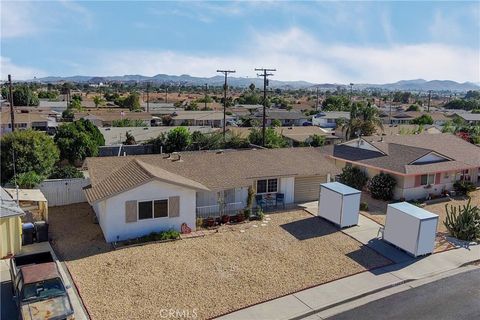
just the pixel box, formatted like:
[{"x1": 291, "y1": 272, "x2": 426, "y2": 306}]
[{"x1": 49, "y1": 203, "x2": 390, "y2": 320}]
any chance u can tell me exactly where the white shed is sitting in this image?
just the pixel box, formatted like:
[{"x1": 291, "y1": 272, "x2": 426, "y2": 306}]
[
  {"x1": 318, "y1": 182, "x2": 361, "y2": 228},
  {"x1": 383, "y1": 202, "x2": 438, "y2": 257}
]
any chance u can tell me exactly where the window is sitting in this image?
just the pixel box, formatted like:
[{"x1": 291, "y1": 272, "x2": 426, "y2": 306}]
[
  {"x1": 138, "y1": 201, "x2": 153, "y2": 220},
  {"x1": 420, "y1": 174, "x2": 435, "y2": 186},
  {"x1": 138, "y1": 199, "x2": 169, "y2": 220},
  {"x1": 256, "y1": 179, "x2": 278, "y2": 194},
  {"x1": 154, "y1": 200, "x2": 168, "y2": 218}
]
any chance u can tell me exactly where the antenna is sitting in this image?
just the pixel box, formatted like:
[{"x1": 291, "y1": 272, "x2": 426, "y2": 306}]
[
  {"x1": 216, "y1": 69, "x2": 236, "y2": 141},
  {"x1": 254, "y1": 68, "x2": 276, "y2": 147}
]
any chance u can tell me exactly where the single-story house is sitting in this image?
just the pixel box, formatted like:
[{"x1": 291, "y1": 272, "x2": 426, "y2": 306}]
[
  {"x1": 170, "y1": 111, "x2": 234, "y2": 127},
  {"x1": 74, "y1": 110, "x2": 158, "y2": 127},
  {"x1": 328, "y1": 134, "x2": 480, "y2": 201},
  {"x1": 83, "y1": 148, "x2": 339, "y2": 242},
  {"x1": 99, "y1": 126, "x2": 220, "y2": 145},
  {"x1": 275, "y1": 126, "x2": 340, "y2": 146},
  {"x1": 312, "y1": 112, "x2": 350, "y2": 129},
  {"x1": 0, "y1": 111, "x2": 58, "y2": 135},
  {"x1": 388, "y1": 111, "x2": 451, "y2": 126},
  {"x1": 1, "y1": 187, "x2": 25, "y2": 258},
  {"x1": 455, "y1": 112, "x2": 480, "y2": 125},
  {"x1": 254, "y1": 109, "x2": 308, "y2": 126}
]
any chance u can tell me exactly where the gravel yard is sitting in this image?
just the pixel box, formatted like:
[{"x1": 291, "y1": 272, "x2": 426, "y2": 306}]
[{"x1": 49, "y1": 203, "x2": 390, "y2": 320}]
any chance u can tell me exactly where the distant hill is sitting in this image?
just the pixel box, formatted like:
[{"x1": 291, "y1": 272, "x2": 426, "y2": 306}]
[{"x1": 28, "y1": 74, "x2": 479, "y2": 92}]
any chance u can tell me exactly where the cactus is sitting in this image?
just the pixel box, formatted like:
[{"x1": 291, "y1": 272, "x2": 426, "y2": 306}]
[{"x1": 444, "y1": 199, "x2": 480, "y2": 242}]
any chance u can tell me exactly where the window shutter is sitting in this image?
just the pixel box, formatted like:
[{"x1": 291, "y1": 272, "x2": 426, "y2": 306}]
[
  {"x1": 125, "y1": 200, "x2": 138, "y2": 223},
  {"x1": 435, "y1": 173, "x2": 441, "y2": 184},
  {"x1": 414, "y1": 175, "x2": 421, "y2": 187},
  {"x1": 169, "y1": 196, "x2": 180, "y2": 217}
]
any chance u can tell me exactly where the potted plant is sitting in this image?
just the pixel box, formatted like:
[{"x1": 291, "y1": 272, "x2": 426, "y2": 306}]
[
  {"x1": 205, "y1": 217, "x2": 215, "y2": 228},
  {"x1": 221, "y1": 214, "x2": 230, "y2": 224}
]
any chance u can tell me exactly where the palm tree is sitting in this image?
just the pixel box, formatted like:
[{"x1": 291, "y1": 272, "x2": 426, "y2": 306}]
[
  {"x1": 92, "y1": 95, "x2": 105, "y2": 108},
  {"x1": 342, "y1": 102, "x2": 383, "y2": 140}
]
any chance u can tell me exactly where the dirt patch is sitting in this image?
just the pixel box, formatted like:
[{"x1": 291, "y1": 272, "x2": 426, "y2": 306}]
[{"x1": 49, "y1": 203, "x2": 390, "y2": 320}]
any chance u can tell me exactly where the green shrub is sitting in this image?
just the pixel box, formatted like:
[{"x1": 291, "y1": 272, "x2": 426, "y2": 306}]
[
  {"x1": 360, "y1": 202, "x2": 368, "y2": 211},
  {"x1": 243, "y1": 208, "x2": 251, "y2": 220},
  {"x1": 10, "y1": 171, "x2": 44, "y2": 189},
  {"x1": 453, "y1": 180, "x2": 476, "y2": 196},
  {"x1": 367, "y1": 173, "x2": 397, "y2": 201},
  {"x1": 444, "y1": 199, "x2": 480, "y2": 241},
  {"x1": 338, "y1": 166, "x2": 368, "y2": 191},
  {"x1": 49, "y1": 165, "x2": 84, "y2": 179},
  {"x1": 143, "y1": 230, "x2": 180, "y2": 242}
]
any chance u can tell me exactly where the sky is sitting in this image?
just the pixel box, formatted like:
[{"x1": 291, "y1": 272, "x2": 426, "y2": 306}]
[{"x1": 1, "y1": 0, "x2": 479, "y2": 83}]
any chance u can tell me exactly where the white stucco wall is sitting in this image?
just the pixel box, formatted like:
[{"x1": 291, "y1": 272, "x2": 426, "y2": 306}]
[{"x1": 99, "y1": 180, "x2": 196, "y2": 242}]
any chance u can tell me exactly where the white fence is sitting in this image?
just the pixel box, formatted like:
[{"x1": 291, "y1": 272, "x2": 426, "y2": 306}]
[{"x1": 39, "y1": 178, "x2": 90, "y2": 207}]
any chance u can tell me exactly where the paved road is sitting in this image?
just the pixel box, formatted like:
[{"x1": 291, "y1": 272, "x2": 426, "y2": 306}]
[{"x1": 328, "y1": 268, "x2": 480, "y2": 320}]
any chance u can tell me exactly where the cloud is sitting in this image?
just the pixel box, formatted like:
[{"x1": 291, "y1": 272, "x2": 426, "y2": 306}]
[
  {"x1": 78, "y1": 27, "x2": 478, "y2": 84},
  {"x1": 0, "y1": 56, "x2": 47, "y2": 80},
  {"x1": 0, "y1": 0, "x2": 93, "y2": 39}
]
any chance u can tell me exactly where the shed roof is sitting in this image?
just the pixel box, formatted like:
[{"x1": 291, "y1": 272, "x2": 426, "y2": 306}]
[
  {"x1": 4, "y1": 189, "x2": 47, "y2": 202},
  {"x1": 389, "y1": 202, "x2": 438, "y2": 220},
  {"x1": 321, "y1": 182, "x2": 361, "y2": 195}
]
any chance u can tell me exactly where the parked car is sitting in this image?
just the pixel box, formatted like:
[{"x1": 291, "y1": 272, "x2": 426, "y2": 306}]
[
  {"x1": 226, "y1": 120, "x2": 238, "y2": 127},
  {"x1": 302, "y1": 121, "x2": 313, "y2": 126},
  {"x1": 9, "y1": 251, "x2": 75, "y2": 320}
]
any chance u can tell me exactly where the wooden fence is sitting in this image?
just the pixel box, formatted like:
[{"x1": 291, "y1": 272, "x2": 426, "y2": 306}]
[{"x1": 39, "y1": 178, "x2": 89, "y2": 207}]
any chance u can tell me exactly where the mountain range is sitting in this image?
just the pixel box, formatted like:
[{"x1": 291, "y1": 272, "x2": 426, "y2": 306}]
[{"x1": 30, "y1": 74, "x2": 479, "y2": 92}]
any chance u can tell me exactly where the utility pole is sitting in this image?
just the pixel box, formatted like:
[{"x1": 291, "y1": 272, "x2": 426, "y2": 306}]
[
  {"x1": 255, "y1": 68, "x2": 276, "y2": 147},
  {"x1": 217, "y1": 69, "x2": 236, "y2": 140},
  {"x1": 165, "y1": 86, "x2": 168, "y2": 104},
  {"x1": 427, "y1": 90, "x2": 432, "y2": 112},
  {"x1": 8, "y1": 74, "x2": 15, "y2": 132},
  {"x1": 146, "y1": 82, "x2": 150, "y2": 113},
  {"x1": 315, "y1": 86, "x2": 319, "y2": 112},
  {"x1": 349, "y1": 83, "x2": 354, "y2": 102},
  {"x1": 204, "y1": 83, "x2": 208, "y2": 110}
]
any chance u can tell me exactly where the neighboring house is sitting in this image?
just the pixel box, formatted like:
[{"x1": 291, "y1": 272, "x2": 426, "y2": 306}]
[
  {"x1": 377, "y1": 124, "x2": 442, "y2": 136},
  {"x1": 328, "y1": 134, "x2": 480, "y2": 201},
  {"x1": 39, "y1": 100, "x2": 69, "y2": 112},
  {"x1": 0, "y1": 187, "x2": 25, "y2": 258},
  {"x1": 312, "y1": 112, "x2": 350, "y2": 128},
  {"x1": 254, "y1": 109, "x2": 308, "y2": 126},
  {"x1": 74, "y1": 110, "x2": 158, "y2": 127},
  {"x1": 99, "y1": 126, "x2": 220, "y2": 145},
  {"x1": 170, "y1": 111, "x2": 234, "y2": 127},
  {"x1": 0, "y1": 111, "x2": 58, "y2": 135},
  {"x1": 389, "y1": 111, "x2": 450, "y2": 126},
  {"x1": 275, "y1": 126, "x2": 340, "y2": 146},
  {"x1": 455, "y1": 112, "x2": 480, "y2": 125},
  {"x1": 84, "y1": 148, "x2": 339, "y2": 242}
]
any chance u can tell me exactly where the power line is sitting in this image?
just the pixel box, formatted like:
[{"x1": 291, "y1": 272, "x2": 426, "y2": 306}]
[
  {"x1": 216, "y1": 69, "x2": 236, "y2": 140},
  {"x1": 255, "y1": 68, "x2": 276, "y2": 147},
  {"x1": 8, "y1": 74, "x2": 15, "y2": 132}
]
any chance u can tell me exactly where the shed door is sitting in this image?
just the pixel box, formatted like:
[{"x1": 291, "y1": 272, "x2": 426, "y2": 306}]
[{"x1": 294, "y1": 176, "x2": 327, "y2": 203}]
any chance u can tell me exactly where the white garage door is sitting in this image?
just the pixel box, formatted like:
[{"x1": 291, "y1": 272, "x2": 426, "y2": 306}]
[{"x1": 294, "y1": 176, "x2": 327, "y2": 203}]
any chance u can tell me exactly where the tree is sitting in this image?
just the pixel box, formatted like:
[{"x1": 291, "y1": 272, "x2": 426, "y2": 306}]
[
  {"x1": 93, "y1": 95, "x2": 106, "y2": 108},
  {"x1": 271, "y1": 119, "x2": 282, "y2": 127},
  {"x1": 61, "y1": 108, "x2": 75, "y2": 122},
  {"x1": 54, "y1": 119, "x2": 105, "y2": 164},
  {"x1": 249, "y1": 83, "x2": 256, "y2": 92},
  {"x1": 12, "y1": 85, "x2": 39, "y2": 106},
  {"x1": 367, "y1": 173, "x2": 397, "y2": 200},
  {"x1": 393, "y1": 91, "x2": 411, "y2": 104},
  {"x1": 69, "y1": 98, "x2": 84, "y2": 111},
  {"x1": 190, "y1": 131, "x2": 222, "y2": 150},
  {"x1": 49, "y1": 165, "x2": 84, "y2": 179},
  {"x1": 124, "y1": 131, "x2": 136, "y2": 145},
  {"x1": 164, "y1": 127, "x2": 191, "y2": 152},
  {"x1": 248, "y1": 127, "x2": 287, "y2": 148},
  {"x1": 338, "y1": 166, "x2": 368, "y2": 190},
  {"x1": 309, "y1": 134, "x2": 326, "y2": 147},
  {"x1": 342, "y1": 102, "x2": 383, "y2": 139},
  {"x1": 321, "y1": 95, "x2": 350, "y2": 111},
  {"x1": 411, "y1": 114, "x2": 433, "y2": 125},
  {"x1": 1, "y1": 130, "x2": 59, "y2": 183},
  {"x1": 119, "y1": 93, "x2": 141, "y2": 111},
  {"x1": 406, "y1": 104, "x2": 420, "y2": 111}
]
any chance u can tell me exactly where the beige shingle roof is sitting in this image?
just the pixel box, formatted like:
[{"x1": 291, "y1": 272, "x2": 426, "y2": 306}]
[
  {"x1": 84, "y1": 158, "x2": 209, "y2": 203},
  {"x1": 85, "y1": 147, "x2": 340, "y2": 203}
]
